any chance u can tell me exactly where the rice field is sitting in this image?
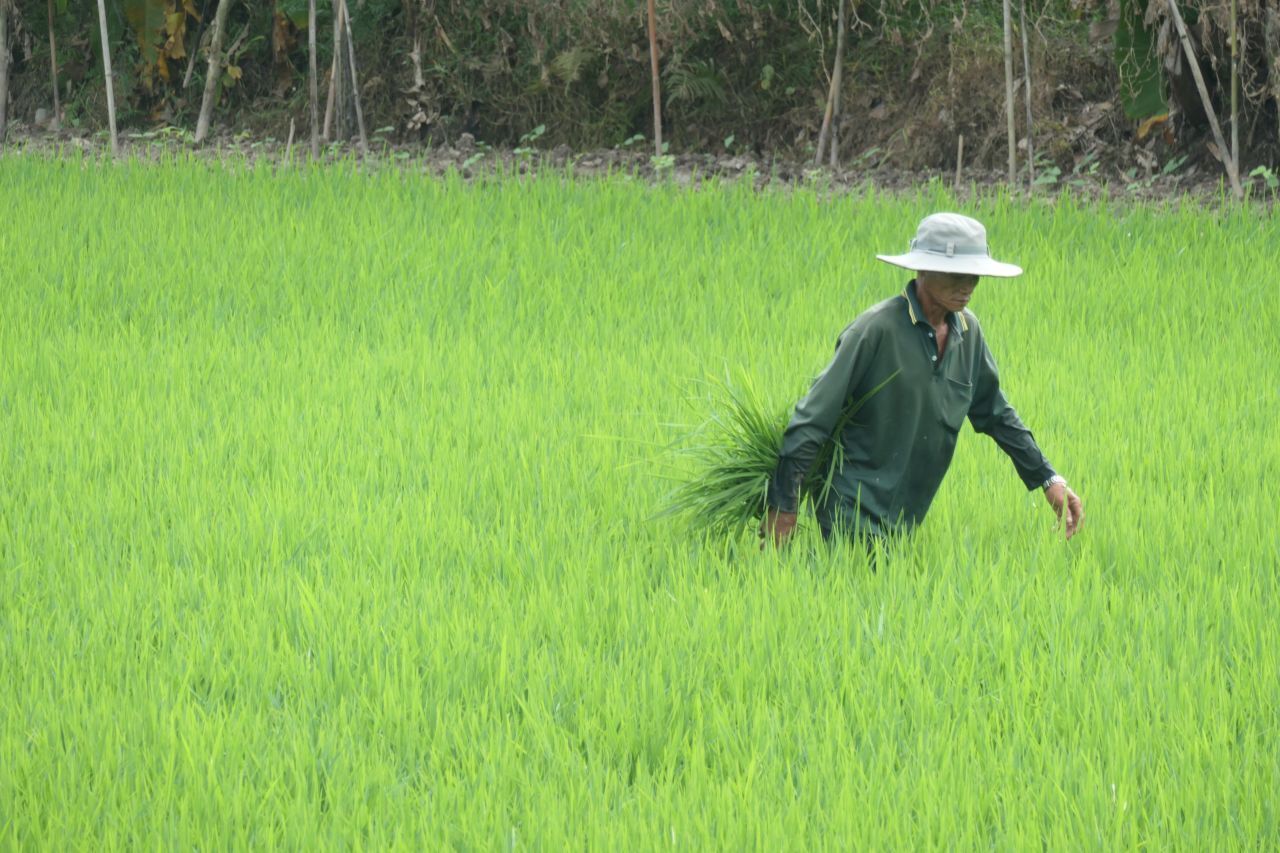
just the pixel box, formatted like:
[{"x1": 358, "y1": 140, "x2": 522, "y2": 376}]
[{"x1": 1, "y1": 153, "x2": 1277, "y2": 848}]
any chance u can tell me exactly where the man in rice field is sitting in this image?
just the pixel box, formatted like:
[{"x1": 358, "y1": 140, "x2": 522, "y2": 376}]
[{"x1": 761, "y1": 212, "x2": 1083, "y2": 548}]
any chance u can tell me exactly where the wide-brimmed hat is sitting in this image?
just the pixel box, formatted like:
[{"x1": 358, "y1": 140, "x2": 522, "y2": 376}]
[{"x1": 876, "y1": 212, "x2": 1022, "y2": 278}]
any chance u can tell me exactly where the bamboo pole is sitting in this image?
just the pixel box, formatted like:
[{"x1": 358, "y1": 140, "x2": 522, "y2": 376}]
[
  {"x1": 814, "y1": 1, "x2": 842, "y2": 166},
  {"x1": 828, "y1": 0, "x2": 847, "y2": 169},
  {"x1": 194, "y1": 0, "x2": 234, "y2": 144},
  {"x1": 1270, "y1": 6, "x2": 1280, "y2": 146},
  {"x1": 322, "y1": 69, "x2": 336, "y2": 141},
  {"x1": 308, "y1": 0, "x2": 318, "y2": 158},
  {"x1": 0, "y1": 0, "x2": 9, "y2": 145},
  {"x1": 646, "y1": 0, "x2": 662, "y2": 156},
  {"x1": 322, "y1": 67, "x2": 335, "y2": 140},
  {"x1": 828, "y1": 82, "x2": 841, "y2": 168},
  {"x1": 1003, "y1": 0, "x2": 1016, "y2": 184},
  {"x1": 814, "y1": 69, "x2": 836, "y2": 165},
  {"x1": 340, "y1": 0, "x2": 367, "y2": 155},
  {"x1": 1020, "y1": 0, "x2": 1034, "y2": 187},
  {"x1": 1230, "y1": 0, "x2": 1239, "y2": 181},
  {"x1": 95, "y1": 0, "x2": 119, "y2": 157},
  {"x1": 1165, "y1": 0, "x2": 1243, "y2": 199},
  {"x1": 48, "y1": 0, "x2": 61, "y2": 129},
  {"x1": 323, "y1": 0, "x2": 342, "y2": 140}
]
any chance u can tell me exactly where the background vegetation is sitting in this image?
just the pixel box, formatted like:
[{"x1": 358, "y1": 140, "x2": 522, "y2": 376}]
[{"x1": 1, "y1": 0, "x2": 1278, "y2": 172}]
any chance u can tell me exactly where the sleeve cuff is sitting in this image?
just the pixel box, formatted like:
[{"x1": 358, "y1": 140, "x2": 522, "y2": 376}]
[
  {"x1": 1020, "y1": 464, "x2": 1057, "y2": 491},
  {"x1": 766, "y1": 456, "x2": 803, "y2": 513}
]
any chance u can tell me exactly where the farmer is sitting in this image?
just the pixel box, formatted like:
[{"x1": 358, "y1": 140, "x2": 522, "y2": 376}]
[{"x1": 761, "y1": 212, "x2": 1083, "y2": 547}]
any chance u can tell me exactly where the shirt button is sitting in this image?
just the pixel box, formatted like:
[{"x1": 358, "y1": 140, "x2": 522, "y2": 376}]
[
  {"x1": 931, "y1": 355, "x2": 937, "y2": 361},
  {"x1": 928, "y1": 331, "x2": 934, "y2": 337}
]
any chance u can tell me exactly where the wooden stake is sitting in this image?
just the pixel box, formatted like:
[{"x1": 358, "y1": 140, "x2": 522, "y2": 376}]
[
  {"x1": 955, "y1": 134, "x2": 964, "y2": 190},
  {"x1": 815, "y1": 68, "x2": 836, "y2": 165},
  {"x1": 286, "y1": 117, "x2": 295, "y2": 162},
  {"x1": 308, "y1": 0, "x2": 318, "y2": 158},
  {"x1": 323, "y1": 69, "x2": 335, "y2": 141},
  {"x1": 1003, "y1": 0, "x2": 1016, "y2": 184},
  {"x1": 1166, "y1": 0, "x2": 1243, "y2": 199},
  {"x1": 828, "y1": 0, "x2": 847, "y2": 169},
  {"x1": 828, "y1": 86, "x2": 841, "y2": 169},
  {"x1": 0, "y1": 0, "x2": 9, "y2": 145},
  {"x1": 340, "y1": 0, "x2": 368, "y2": 156},
  {"x1": 814, "y1": 2, "x2": 841, "y2": 167},
  {"x1": 323, "y1": 0, "x2": 342, "y2": 141},
  {"x1": 48, "y1": 0, "x2": 61, "y2": 130},
  {"x1": 95, "y1": 0, "x2": 119, "y2": 157},
  {"x1": 1230, "y1": 0, "x2": 1239, "y2": 181},
  {"x1": 646, "y1": 0, "x2": 662, "y2": 156},
  {"x1": 195, "y1": 0, "x2": 234, "y2": 144},
  {"x1": 1020, "y1": 0, "x2": 1034, "y2": 188},
  {"x1": 1269, "y1": 6, "x2": 1280, "y2": 146}
]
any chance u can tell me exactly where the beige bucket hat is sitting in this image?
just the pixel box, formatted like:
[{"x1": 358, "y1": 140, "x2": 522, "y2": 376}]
[{"x1": 876, "y1": 212, "x2": 1023, "y2": 278}]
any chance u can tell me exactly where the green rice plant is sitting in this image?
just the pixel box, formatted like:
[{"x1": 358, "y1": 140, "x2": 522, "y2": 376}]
[
  {"x1": 0, "y1": 151, "x2": 1277, "y2": 849},
  {"x1": 660, "y1": 369, "x2": 900, "y2": 540},
  {"x1": 656, "y1": 376, "x2": 788, "y2": 541}
]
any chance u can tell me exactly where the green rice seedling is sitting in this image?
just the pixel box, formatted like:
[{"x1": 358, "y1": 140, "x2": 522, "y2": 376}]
[
  {"x1": 660, "y1": 369, "x2": 900, "y2": 540},
  {"x1": 656, "y1": 375, "x2": 788, "y2": 541}
]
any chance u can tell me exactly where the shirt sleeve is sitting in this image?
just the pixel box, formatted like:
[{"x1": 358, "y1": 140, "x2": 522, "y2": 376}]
[
  {"x1": 766, "y1": 323, "x2": 878, "y2": 512},
  {"x1": 968, "y1": 331, "x2": 1057, "y2": 490}
]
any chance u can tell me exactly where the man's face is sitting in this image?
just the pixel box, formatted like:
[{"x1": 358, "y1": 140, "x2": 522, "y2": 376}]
[{"x1": 918, "y1": 270, "x2": 980, "y2": 312}]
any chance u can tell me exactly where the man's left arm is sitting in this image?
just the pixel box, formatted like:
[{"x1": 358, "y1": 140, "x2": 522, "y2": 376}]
[{"x1": 968, "y1": 329, "x2": 1084, "y2": 539}]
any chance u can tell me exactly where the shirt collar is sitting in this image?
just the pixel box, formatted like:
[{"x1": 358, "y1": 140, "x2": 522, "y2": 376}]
[{"x1": 903, "y1": 279, "x2": 968, "y2": 339}]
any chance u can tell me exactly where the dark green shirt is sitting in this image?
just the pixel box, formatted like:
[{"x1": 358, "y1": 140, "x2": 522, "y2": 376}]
[{"x1": 766, "y1": 280, "x2": 1056, "y2": 535}]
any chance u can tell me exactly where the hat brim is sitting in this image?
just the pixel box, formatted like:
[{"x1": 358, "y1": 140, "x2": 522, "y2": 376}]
[{"x1": 876, "y1": 252, "x2": 1023, "y2": 278}]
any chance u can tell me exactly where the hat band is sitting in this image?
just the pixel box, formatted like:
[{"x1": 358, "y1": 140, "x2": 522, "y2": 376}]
[{"x1": 909, "y1": 238, "x2": 990, "y2": 258}]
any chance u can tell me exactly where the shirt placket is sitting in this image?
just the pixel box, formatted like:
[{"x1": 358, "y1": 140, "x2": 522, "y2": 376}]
[
  {"x1": 922, "y1": 323, "x2": 941, "y2": 371},
  {"x1": 922, "y1": 318, "x2": 965, "y2": 391},
  {"x1": 903, "y1": 284, "x2": 960, "y2": 373}
]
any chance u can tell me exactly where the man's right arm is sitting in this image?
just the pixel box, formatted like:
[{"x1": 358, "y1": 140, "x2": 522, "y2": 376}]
[{"x1": 764, "y1": 323, "x2": 877, "y2": 533}]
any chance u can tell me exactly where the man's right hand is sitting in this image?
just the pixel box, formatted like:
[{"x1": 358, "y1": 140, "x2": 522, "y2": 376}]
[{"x1": 760, "y1": 508, "x2": 798, "y2": 548}]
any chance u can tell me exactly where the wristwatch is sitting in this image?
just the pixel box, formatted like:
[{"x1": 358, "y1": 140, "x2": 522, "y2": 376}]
[{"x1": 1042, "y1": 474, "x2": 1067, "y2": 491}]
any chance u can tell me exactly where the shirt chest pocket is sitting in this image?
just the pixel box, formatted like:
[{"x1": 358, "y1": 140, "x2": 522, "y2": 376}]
[{"x1": 938, "y1": 376, "x2": 973, "y2": 432}]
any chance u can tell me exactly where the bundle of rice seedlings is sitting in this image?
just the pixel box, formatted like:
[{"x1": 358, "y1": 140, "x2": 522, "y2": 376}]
[{"x1": 659, "y1": 370, "x2": 900, "y2": 540}]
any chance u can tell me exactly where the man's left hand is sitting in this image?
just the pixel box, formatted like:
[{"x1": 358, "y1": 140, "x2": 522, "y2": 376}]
[{"x1": 1044, "y1": 482, "x2": 1084, "y2": 540}]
